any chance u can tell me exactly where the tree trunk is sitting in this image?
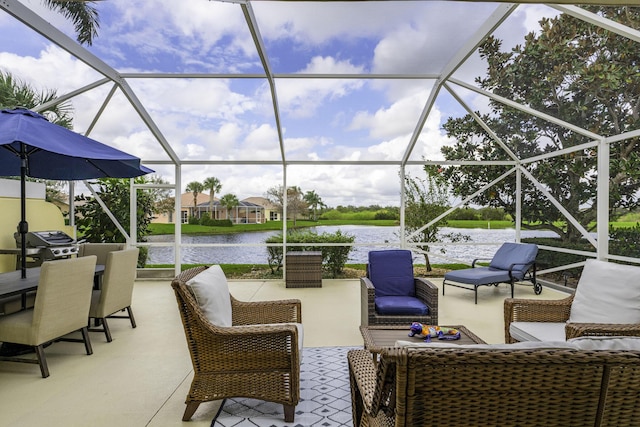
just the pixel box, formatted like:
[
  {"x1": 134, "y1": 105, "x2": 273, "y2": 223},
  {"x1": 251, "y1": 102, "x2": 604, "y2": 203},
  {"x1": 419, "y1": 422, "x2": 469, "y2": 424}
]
[{"x1": 423, "y1": 253, "x2": 432, "y2": 272}]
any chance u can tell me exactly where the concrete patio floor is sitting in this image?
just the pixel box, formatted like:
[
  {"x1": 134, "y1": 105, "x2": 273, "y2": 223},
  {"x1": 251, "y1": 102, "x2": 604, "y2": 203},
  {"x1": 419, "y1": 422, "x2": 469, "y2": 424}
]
[{"x1": 0, "y1": 276, "x2": 570, "y2": 427}]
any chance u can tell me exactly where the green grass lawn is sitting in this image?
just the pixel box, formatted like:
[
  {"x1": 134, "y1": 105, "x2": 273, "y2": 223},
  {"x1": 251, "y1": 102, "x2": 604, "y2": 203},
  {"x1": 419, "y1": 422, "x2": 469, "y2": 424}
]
[
  {"x1": 144, "y1": 262, "x2": 470, "y2": 278},
  {"x1": 149, "y1": 218, "x2": 636, "y2": 236},
  {"x1": 148, "y1": 219, "x2": 397, "y2": 235}
]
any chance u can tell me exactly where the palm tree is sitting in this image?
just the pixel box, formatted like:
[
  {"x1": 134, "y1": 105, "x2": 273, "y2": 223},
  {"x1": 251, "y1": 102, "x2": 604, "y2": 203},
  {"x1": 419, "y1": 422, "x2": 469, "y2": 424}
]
[
  {"x1": 185, "y1": 181, "x2": 204, "y2": 219},
  {"x1": 203, "y1": 176, "x2": 222, "y2": 218},
  {"x1": 220, "y1": 193, "x2": 239, "y2": 223},
  {"x1": 304, "y1": 190, "x2": 324, "y2": 221},
  {"x1": 0, "y1": 71, "x2": 73, "y2": 126},
  {"x1": 42, "y1": 0, "x2": 100, "y2": 46}
]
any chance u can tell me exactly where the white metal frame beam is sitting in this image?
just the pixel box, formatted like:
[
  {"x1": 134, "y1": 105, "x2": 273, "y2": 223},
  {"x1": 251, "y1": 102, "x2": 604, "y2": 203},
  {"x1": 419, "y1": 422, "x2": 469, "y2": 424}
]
[
  {"x1": 3, "y1": 0, "x2": 639, "y2": 270},
  {"x1": 401, "y1": 3, "x2": 518, "y2": 165}
]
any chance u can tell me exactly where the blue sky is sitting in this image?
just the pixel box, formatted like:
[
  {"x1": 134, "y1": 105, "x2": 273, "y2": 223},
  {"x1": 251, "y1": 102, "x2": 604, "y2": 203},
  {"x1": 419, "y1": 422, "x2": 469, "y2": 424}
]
[{"x1": 0, "y1": 0, "x2": 558, "y2": 207}]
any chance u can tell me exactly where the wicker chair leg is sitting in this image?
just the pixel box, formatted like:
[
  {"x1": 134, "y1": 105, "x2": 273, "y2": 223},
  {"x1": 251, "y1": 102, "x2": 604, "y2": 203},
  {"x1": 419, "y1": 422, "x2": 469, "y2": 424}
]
[
  {"x1": 283, "y1": 404, "x2": 295, "y2": 422},
  {"x1": 182, "y1": 401, "x2": 200, "y2": 421}
]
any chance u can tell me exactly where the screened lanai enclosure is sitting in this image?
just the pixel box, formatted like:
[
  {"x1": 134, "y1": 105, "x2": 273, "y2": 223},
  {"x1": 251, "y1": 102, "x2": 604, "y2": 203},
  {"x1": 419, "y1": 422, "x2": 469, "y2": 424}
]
[{"x1": 1, "y1": 0, "x2": 639, "y2": 278}]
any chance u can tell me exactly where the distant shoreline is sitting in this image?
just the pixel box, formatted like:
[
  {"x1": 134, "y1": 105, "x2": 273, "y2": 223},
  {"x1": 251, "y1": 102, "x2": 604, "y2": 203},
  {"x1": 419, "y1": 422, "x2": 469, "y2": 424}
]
[{"x1": 148, "y1": 219, "x2": 635, "y2": 236}]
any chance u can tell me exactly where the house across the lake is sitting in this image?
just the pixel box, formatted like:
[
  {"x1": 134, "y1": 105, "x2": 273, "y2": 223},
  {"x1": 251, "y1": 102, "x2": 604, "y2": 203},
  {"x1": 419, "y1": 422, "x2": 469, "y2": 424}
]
[{"x1": 153, "y1": 194, "x2": 282, "y2": 224}]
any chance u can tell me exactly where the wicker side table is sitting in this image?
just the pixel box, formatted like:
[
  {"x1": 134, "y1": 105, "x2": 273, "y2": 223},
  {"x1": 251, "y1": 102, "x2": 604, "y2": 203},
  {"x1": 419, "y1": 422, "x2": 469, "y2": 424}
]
[{"x1": 285, "y1": 251, "x2": 322, "y2": 288}]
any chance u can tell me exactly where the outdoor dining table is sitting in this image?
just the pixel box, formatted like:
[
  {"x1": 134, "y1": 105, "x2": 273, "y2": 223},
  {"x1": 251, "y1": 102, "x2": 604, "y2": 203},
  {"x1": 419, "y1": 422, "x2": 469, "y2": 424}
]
[{"x1": 0, "y1": 264, "x2": 105, "y2": 311}]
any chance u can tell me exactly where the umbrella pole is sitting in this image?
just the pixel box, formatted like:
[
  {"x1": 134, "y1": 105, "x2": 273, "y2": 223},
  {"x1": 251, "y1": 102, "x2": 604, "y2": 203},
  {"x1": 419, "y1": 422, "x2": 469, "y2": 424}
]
[{"x1": 19, "y1": 143, "x2": 28, "y2": 279}]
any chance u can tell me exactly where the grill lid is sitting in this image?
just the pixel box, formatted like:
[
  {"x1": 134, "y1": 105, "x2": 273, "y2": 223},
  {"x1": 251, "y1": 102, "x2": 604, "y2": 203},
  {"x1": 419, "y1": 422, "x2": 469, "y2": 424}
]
[{"x1": 15, "y1": 230, "x2": 77, "y2": 247}]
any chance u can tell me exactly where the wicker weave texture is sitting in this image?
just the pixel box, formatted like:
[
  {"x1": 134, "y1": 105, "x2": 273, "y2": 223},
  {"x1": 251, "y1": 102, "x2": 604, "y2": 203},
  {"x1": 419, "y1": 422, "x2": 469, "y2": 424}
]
[
  {"x1": 349, "y1": 346, "x2": 640, "y2": 427},
  {"x1": 286, "y1": 251, "x2": 322, "y2": 288},
  {"x1": 171, "y1": 266, "x2": 301, "y2": 422}
]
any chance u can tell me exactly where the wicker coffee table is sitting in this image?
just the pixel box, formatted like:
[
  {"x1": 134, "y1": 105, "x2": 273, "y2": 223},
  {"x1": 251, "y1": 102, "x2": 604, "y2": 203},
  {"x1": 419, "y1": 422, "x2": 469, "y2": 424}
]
[{"x1": 360, "y1": 324, "x2": 486, "y2": 356}]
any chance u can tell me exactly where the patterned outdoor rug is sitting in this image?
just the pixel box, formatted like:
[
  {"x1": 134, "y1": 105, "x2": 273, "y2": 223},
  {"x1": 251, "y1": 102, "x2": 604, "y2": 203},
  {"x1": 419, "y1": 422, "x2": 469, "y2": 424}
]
[{"x1": 212, "y1": 346, "x2": 357, "y2": 427}]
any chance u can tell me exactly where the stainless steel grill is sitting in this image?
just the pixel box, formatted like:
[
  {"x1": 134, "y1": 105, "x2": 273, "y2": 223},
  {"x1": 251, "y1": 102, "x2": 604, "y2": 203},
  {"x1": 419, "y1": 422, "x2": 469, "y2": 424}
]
[{"x1": 14, "y1": 230, "x2": 79, "y2": 267}]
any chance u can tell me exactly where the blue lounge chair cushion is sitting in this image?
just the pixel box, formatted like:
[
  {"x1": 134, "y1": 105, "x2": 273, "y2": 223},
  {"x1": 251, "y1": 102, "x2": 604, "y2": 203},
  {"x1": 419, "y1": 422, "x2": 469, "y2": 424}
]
[
  {"x1": 375, "y1": 296, "x2": 429, "y2": 315},
  {"x1": 444, "y1": 266, "x2": 524, "y2": 285},
  {"x1": 368, "y1": 250, "x2": 415, "y2": 297},
  {"x1": 488, "y1": 243, "x2": 538, "y2": 273}
]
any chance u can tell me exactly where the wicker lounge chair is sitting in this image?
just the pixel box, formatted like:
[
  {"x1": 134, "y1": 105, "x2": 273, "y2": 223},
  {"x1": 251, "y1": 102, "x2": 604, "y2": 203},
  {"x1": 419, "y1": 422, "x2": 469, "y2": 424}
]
[
  {"x1": 443, "y1": 242, "x2": 540, "y2": 303},
  {"x1": 171, "y1": 266, "x2": 302, "y2": 422},
  {"x1": 360, "y1": 250, "x2": 438, "y2": 326}
]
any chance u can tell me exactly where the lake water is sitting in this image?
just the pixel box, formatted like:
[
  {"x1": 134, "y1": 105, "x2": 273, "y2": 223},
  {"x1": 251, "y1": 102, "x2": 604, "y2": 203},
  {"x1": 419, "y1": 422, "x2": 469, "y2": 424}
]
[{"x1": 145, "y1": 225, "x2": 559, "y2": 265}]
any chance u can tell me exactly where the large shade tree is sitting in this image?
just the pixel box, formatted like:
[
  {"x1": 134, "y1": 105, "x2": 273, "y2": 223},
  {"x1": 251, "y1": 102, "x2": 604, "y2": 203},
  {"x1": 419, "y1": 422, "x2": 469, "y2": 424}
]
[
  {"x1": 439, "y1": 6, "x2": 640, "y2": 243},
  {"x1": 266, "y1": 185, "x2": 308, "y2": 226}
]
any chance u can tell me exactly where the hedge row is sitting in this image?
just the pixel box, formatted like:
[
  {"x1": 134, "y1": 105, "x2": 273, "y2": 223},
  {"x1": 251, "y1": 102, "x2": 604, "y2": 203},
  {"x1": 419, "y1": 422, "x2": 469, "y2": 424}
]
[
  {"x1": 265, "y1": 230, "x2": 355, "y2": 277},
  {"x1": 523, "y1": 223, "x2": 640, "y2": 280}
]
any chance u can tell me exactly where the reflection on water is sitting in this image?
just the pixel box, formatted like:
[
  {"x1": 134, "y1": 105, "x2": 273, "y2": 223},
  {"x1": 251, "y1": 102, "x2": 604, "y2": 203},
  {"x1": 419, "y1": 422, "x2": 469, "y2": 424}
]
[{"x1": 145, "y1": 225, "x2": 559, "y2": 265}]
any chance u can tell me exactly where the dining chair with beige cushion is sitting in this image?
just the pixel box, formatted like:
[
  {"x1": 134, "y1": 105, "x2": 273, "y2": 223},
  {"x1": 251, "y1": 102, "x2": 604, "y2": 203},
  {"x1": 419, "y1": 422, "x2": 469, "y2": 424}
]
[
  {"x1": 0, "y1": 255, "x2": 97, "y2": 378},
  {"x1": 88, "y1": 248, "x2": 139, "y2": 342},
  {"x1": 78, "y1": 242, "x2": 125, "y2": 266}
]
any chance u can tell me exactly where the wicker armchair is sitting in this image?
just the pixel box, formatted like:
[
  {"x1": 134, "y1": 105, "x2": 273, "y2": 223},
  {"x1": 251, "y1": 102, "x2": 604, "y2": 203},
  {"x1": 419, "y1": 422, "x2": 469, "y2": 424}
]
[
  {"x1": 505, "y1": 259, "x2": 640, "y2": 343},
  {"x1": 361, "y1": 250, "x2": 438, "y2": 326},
  {"x1": 505, "y1": 294, "x2": 640, "y2": 343},
  {"x1": 171, "y1": 266, "x2": 302, "y2": 422}
]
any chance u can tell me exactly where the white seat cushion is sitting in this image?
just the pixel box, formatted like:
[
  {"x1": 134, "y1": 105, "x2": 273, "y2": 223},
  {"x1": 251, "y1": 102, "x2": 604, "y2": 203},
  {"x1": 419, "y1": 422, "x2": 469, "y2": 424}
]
[
  {"x1": 395, "y1": 339, "x2": 574, "y2": 350},
  {"x1": 509, "y1": 321, "x2": 566, "y2": 342},
  {"x1": 569, "y1": 336, "x2": 640, "y2": 351},
  {"x1": 186, "y1": 265, "x2": 232, "y2": 327},
  {"x1": 569, "y1": 259, "x2": 640, "y2": 324}
]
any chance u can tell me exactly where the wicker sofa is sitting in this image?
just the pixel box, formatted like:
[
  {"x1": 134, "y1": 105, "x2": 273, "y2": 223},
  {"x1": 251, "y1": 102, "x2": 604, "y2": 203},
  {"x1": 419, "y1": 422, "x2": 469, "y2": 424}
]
[{"x1": 348, "y1": 340, "x2": 640, "y2": 427}]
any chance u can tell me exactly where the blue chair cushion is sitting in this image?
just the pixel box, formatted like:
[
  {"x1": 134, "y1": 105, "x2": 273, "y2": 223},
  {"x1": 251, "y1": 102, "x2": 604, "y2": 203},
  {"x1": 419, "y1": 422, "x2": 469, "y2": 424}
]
[
  {"x1": 444, "y1": 266, "x2": 523, "y2": 286},
  {"x1": 489, "y1": 243, "x2": 538, "y2": 273},
  {"x1": 375, "y1": 296, "x2": 429, "y2": 315},
  {"x1": 368, "y1": 250, "x2": 415, "y2": 297}
]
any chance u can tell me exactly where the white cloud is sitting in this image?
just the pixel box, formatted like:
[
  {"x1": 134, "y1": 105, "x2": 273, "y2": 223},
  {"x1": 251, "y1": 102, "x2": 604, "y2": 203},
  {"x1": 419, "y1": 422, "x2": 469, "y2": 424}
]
[
  {"x1": 275, "y1": 56, "x2": 365, "y2": 118},
  {"x1": 0, "y1": 0, "x2": 546, "y2": 207},
  {"x1": 349, "y1": 90, "x2": 429, "y2": 140}
]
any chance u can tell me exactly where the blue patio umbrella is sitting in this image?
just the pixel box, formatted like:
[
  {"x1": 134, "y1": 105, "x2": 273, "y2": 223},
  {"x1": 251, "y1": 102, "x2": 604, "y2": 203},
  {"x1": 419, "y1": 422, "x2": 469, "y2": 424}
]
[{"x1": 0, "y1": 107, "x2": 153, "y2": 278}]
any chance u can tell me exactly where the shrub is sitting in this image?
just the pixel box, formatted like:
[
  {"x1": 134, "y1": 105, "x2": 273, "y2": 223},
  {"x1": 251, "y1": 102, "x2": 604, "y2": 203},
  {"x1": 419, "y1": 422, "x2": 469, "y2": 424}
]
[
  {"x1": 479, "y1": 207, "x2": 507, "y2": 221},
  {"x1": 200, "y1": 213, "x2": 232, "y2": 227},
  {"x1": 137, "y1": 246, "x2": 148, "y2": 268},
  {"x1": 374, "y1": 210, "x2": 399, "y2": 220},
  {"x1": 609, "y1": 223, "x2": 640, "y2": 260},
  {"x1": 265, "y1": 230, "x2": 355, "y2": 277},
  {"x1": 199, "y1": 212, "x2": 211, "y2": 225},
  {"x1": 522, "y1": 237, "x2": 593, "y2": 280},
  {"x1": 188, "y1": 216, "x2": 199, "y2": 225},
  {"x1": 524, "y1": 224, "x2": 640, "y2": 281},
  {"x1": 449, "y1": 208, "x2": 479, "y2": 220}
]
